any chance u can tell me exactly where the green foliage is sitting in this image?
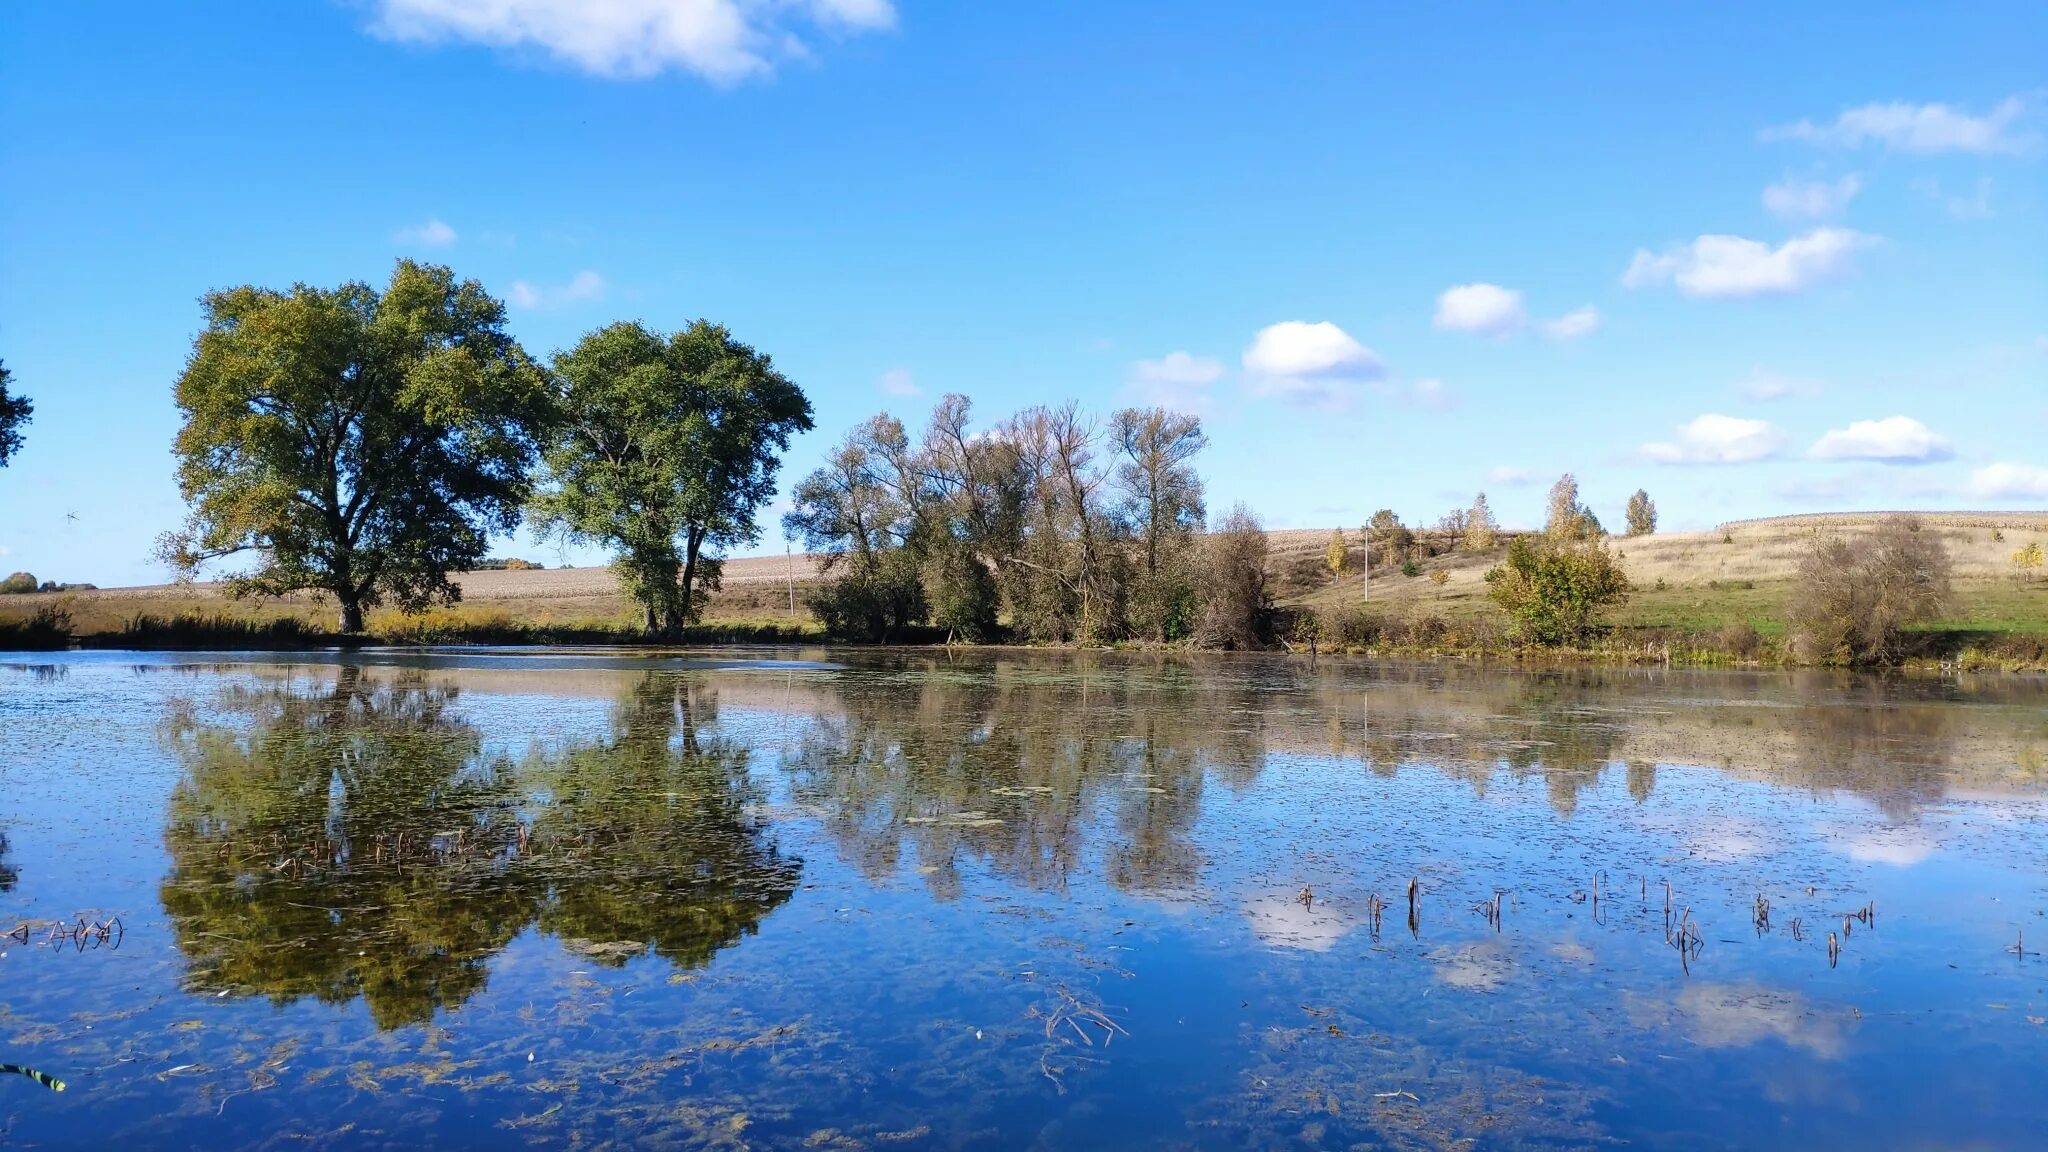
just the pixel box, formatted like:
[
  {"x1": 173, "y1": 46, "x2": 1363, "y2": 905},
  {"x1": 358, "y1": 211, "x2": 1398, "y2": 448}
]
[
  {"x1": 157, "y1": 260, "x2": 552, "y2": 632},
  {"x1": 536, "y1": 320, "x2": 813, "y2": 637},
  {"x1": 0, "y1": 571, "x2": 38, "y2": 594},
  {"x1": 1365, "y1": 509, "x2": 1414, "y2": 567},
  {"x1": 1624, "y1": 489, "x2": 1657, "y2": 536},
  {"x1": 1114, "y1": 407, "x2": 1206, "y2": 642},
  {"x1": 805, "y1": 550, "x2": 929, "y2": 642},
  {"x1": 1484, "y1": 535, "x2": 1631, "y2": 645},
  {"x1": 0, "y1": 359, "x2": 30, "y2": 467},
  {"x1": 1325, "y1": 528, "x2": 1348, "y2": 575},
  {"x1": 1400, "y1": 559, "x2": 1420, "y2": 578}
]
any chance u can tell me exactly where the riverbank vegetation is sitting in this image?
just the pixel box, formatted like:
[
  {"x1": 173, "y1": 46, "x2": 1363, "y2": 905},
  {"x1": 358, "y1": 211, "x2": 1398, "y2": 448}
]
[{"x1": 4, "y1": 260, "x2": 2045, "y2": 669}]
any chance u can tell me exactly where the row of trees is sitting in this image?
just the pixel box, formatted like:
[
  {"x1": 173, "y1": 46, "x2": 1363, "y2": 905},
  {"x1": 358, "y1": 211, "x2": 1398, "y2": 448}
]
[
  {"x1": 155, "y1": 260, "x2": 812, "y2": 636},
  {"x1": 783, "y1": 397, "x2": 1273, "y2": 646}
]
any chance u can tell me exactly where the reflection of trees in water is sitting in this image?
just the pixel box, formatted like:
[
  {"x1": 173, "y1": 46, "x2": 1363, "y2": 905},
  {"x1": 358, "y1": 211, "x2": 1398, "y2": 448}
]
[
  {"x1": 160, "y1": 668, "x2": 796, "y2": 1030},
  {"x1": 784, "y1": 655, "x2": 1266, "y2": 897},
  {"x1": 160, "y1": 667, "x2": 533, "y2": 1029},
  {"x1": 1304, "y1": 663, "x2": 1992, "y2": 818},
  {"x1": 530, "y1": 674, "x2": 799, "y2": 969},
  {"x1": 0, "y1": 829, "x2": 16, "y2": 892}
]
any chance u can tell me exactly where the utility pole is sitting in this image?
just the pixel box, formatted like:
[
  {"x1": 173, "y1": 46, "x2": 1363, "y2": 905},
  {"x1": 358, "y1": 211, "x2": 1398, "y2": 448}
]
[
  {"x1": 784, "y1": 538, "x2": 797, "y2": 614},
  {"x1": 1361, "y1": 526, "x2": 1369, "y2": 604}
]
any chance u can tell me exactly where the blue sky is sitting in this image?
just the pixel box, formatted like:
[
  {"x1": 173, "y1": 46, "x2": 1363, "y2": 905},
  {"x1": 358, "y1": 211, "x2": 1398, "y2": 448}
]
[{"x1": 2, "y1": 2, "x2": 2044, "y2": 585}]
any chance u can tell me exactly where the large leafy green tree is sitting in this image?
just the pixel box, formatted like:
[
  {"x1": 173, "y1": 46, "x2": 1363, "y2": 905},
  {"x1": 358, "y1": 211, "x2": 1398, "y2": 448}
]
[
  {"x1": 157, "y1": 261, "x2": 552, "y2": 633},
  {"x1": 0, "y1": 359, "x2": 30, "y2": 467},
  {"x1": 536, "y1": 320, "x2": 812, "y2": 636}
]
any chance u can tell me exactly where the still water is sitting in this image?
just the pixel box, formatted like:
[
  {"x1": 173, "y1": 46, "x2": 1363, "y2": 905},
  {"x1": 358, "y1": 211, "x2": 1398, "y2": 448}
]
[{"x1": 1, "y1": 650, "x2": 2044, "y2": 1149}]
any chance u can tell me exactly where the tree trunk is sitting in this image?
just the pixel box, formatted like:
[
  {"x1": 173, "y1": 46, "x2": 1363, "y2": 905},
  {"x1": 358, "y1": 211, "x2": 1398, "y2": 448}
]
[
  {"x1": 643, "y1": 602, "x2": 660, "y2": 638},
  {"x1": 677, "y1": 529, "x2": 704, "y2": 637},
  {"x1": 338, "y1": 591, "x2": 365, "y2": 635}
]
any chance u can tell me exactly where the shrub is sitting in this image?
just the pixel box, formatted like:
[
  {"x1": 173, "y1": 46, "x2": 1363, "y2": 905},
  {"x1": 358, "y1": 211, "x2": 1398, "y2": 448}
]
[
  {"x1": 2011, "y1": 541, "x2": 2044, "y2": 582},
  {"x1": 1196, "y1": 504, "x2": 1270, "y2": 649},
  {"x1": 1317, "y1": 604, "x2": 1381, "y2": 648},
  {"x1": 808, "y1": 553, "x2": 928, "y2": 642},
  {"x1": 0, "y1": 572, "x2": 38, "y2": 594},
  {"x1": 1788, "y1": 516, "x2": 1954, "y2": 666},
  {"x1": 1716, "y1": 621, "x2": 1763, "y2": 660},
  {"x1": 0, "y1": 607, "x2": 72, "y2": 650},
  {"x1": 1400, "y1": 559, "x2": 1420, "y2": 578},
  {"x1": 1484, "y1": 535, "x2": 1631, "y2": 646}
]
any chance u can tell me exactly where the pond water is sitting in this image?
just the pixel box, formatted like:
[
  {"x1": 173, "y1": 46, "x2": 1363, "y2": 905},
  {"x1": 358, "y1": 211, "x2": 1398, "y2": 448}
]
[{"x1": 1, "y1": 650, "x2": 2045, "y2": 1149}]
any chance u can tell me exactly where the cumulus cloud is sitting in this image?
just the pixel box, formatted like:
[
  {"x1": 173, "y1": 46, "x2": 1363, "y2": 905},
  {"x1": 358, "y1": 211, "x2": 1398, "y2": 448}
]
[
  {"x1": 393, "y1": 218, "x2": 458, "y2": 247},
  {"x1": 1127, "y1": 351, "x2": 1226, "y2": 413},
  {"x1": 878, "y1": 368, "x2": 919, "y2": 397},
  {"x1": 507, "y1": 269, "x2": 606, "y2": 309},
  {"x1": 1762, "y1": 174, "x2": 1861, "y2": 219},
  {"x1": 1640, "y1": 414, "x2": 1786, "y2": 465},
  {"x1": 1539, "y1": 305, "x2": 1601, "y2": 341},
  {"x1": 1433, "y1": 283, "x2": 1526, "y2": 336},
  {"x1": 1764, "y1": 96, "x2": 2035, "y2": 155},
  {"x1": 1623, "y1": 228, "x2": 1877, "y2": 298},
  {"x1": 1967, "y1": 462, "x2": 2048, "y2": 500},
  {"x1": 1241, "y1": 321, "x2": 1383, "y2": 408},
  {"x1": 1807, "y1": 416, "x2": 1953, "y2": 463},
  {"x1": 369, "y1": 0, "x2": 895, "y2": 83},
  {"x1": 1733, "y1": 370, "x2": 1822, "y2": 402}
]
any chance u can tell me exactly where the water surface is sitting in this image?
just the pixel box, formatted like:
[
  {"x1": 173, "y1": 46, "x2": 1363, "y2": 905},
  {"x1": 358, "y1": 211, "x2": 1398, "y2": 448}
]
[{"x1": 2, "y1": 650, "x2": 2045, "y2": 1148}]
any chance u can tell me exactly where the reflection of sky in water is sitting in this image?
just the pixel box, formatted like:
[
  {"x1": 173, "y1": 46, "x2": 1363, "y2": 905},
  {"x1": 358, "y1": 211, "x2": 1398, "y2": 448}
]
[{"x1": 0, "y1": 652, "x2": 2044, "y2": 1149}]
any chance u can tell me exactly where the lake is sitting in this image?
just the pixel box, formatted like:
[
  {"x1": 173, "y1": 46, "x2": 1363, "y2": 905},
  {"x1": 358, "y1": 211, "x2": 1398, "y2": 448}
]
[{"x1": 1, "y1": 650, "x2": 2044, "y2": 1149}]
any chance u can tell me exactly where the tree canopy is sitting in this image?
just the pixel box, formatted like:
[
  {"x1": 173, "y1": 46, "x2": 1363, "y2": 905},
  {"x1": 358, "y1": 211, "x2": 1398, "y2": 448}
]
[
  {"x1": 0, "y1": 359, "x2": 30, "y2": 467},
  {"x1": 536, "y1": 320, "x2": 813, "y2": 636},
  {"x1": 157, "y1": 260, "x2": 552, "y2": 632}
]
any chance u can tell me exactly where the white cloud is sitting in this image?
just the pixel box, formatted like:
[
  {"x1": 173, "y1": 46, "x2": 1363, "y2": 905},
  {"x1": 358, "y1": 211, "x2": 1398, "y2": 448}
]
[
  {"x1": 369, "y1": 0, "x2": 895, "y2": 83},
  {"x1": 878, "y1": 368, "x2": 919, "y2": 397},
  {"x1": 1241, "y1": 321, "x2": 1383, "y2": 408},
  {"x1": 393, "y1": 218, "x2": 458, "y2": 247},
  {"x1": 1808, "y1": 416, "x2": 1954, "y2": 463},
  {"x1": 1623, "y1": 228, "x2": 1877, "y2": 298},
  {"x1": 1764, "y1": 96, "x2": 2034, "y2": 155},
  {"x1": 507, "y1": 269, "x2": 606, "y2": 309},
  {"x1": 1967, "y1": 462, "x2": 2048, "y2": 500},
  {"x1": 1127, "y1": 351, "x2": 1225, "y2": 413},
  {"x1": 1538, "y1": 305, "x2": 1601, "y2": 341},
  {"x1": 1733, "y1": 370, "x2": 1822, "y2": 402},
  {"x1": 1913, "y1": 176, "x2": 1995, "y2": 219},
  {"x1": 1485, "y1": 466, "x2": 1535, "y2": 487},
  {"x1": 1402, "y1": 378, "x2": 1456, "y2": 411},
  {"x1": 1761, "y1": 174, "x2": 1861, "y2": 219},
  {"x1": 1640, "y1": 414, "x2": 1786, "y2": 465},
  {"x1": 1433, "y1": 283, "x2": 1525, "y2": 336}
]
